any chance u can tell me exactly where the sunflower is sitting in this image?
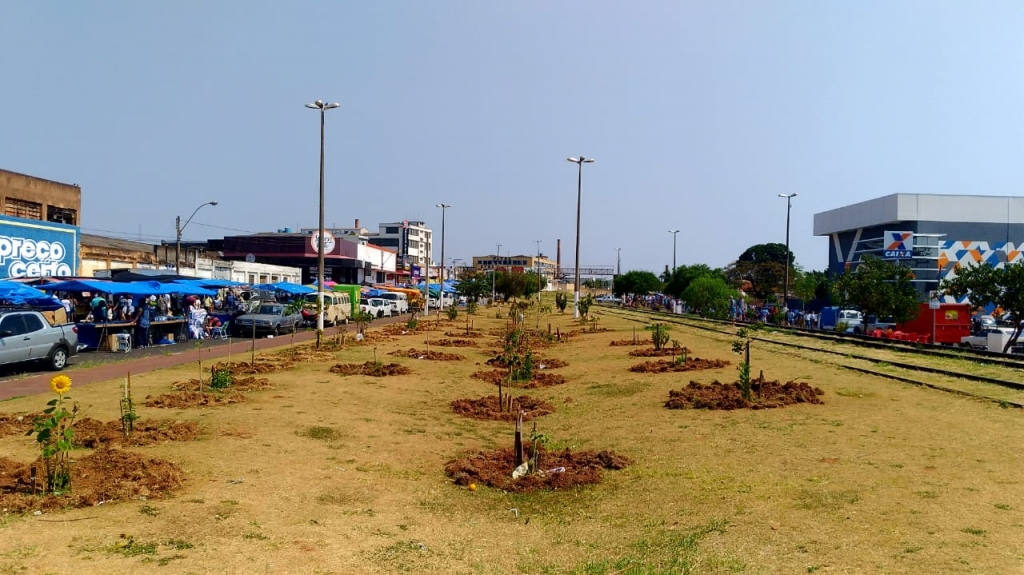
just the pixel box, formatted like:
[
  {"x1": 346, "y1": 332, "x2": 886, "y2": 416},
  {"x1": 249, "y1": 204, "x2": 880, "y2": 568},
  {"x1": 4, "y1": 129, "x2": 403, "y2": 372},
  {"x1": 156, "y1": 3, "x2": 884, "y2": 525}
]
[{"x1": 50, "y1": 375, "x2": 72, "y2": 395}]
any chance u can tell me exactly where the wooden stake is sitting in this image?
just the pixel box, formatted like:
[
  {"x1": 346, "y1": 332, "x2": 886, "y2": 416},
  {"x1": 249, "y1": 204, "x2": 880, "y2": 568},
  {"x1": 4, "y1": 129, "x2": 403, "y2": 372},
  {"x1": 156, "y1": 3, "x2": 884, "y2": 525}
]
[{"x1": 513, "y1": 411, "x2": 524, "y2": 467}]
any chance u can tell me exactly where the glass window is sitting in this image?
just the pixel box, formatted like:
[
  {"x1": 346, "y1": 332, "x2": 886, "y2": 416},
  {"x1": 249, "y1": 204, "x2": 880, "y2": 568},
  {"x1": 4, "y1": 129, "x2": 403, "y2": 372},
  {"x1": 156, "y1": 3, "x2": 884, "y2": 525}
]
[
  {"x1": 46, "y1": 206, "x2": 77, "y2": 225},
  {"x1": 385, "y1": 227, "x2": 399, "y2": 234},
  {"x1": 0, "y1": 315, "x2": 26, "y2": 336},
  {"x1": 5, "y1": 198, "x2": 42, "y2": 220},
  {"x1": 22, "y1": 314, "x2": 44, "y2": 333}
]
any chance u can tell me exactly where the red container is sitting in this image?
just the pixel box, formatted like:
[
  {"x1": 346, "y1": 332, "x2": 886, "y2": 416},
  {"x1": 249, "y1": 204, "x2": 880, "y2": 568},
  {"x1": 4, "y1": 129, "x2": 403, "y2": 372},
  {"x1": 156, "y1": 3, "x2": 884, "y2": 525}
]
[{"x1": 896, "y1": 303, "x2": 971, "y2": 344}]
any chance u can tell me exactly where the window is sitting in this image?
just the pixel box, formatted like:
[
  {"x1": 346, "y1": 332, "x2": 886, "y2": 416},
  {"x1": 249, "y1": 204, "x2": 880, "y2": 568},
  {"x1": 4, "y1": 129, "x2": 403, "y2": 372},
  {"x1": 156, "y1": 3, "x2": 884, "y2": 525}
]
[
  {"x1": 0, "y1": 314, "x2": 26, "y2": 337},
  {"x1": 4, "y1": 198, "x2": 42, "y2": 220},
  {"x1": 385, "y1": 227, "x2": 399, "y2": 234},
  {"x1": 47, "y1": 206, "x2": 77, "y2": 225},
  {"x1": 22, "y1": 314, "x2": 44, "y2": 333}
]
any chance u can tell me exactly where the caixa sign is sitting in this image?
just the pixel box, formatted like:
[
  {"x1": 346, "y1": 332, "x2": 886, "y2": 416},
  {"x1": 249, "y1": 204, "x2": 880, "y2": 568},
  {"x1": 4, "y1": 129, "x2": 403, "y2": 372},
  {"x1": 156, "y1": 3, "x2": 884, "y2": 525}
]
[
  {"x1": 883, "y1": 230, "x2": 914, "y2": 260},
  {"x1": 0, "y1": 216, "x2": 79, "y2": 278}
]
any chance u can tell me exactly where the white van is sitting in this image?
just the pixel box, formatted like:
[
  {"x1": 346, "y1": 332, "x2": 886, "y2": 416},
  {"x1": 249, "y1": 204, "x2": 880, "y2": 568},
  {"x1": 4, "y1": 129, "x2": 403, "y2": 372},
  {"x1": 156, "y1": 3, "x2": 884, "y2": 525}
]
[
  {"x1": 303, "y1": 292, "x2": 351, "y2": 326},
  {"x1": 379, "y1": 292, "x2": 408, "y2": 314}
]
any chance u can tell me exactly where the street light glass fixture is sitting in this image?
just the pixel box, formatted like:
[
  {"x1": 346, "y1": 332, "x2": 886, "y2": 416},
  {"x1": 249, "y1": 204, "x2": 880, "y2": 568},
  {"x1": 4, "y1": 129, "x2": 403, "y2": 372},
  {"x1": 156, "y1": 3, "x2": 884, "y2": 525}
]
[
  {"x1": 435, "y1": 204, "x2": 452, "y2": 311},
  {"x1": 567, "y1": 155, "x2": 595, "y2": 319},
  {"x1": 778, "y1": 193, "x2": 798, "y2": 309},
  {"x1": 306, "y1": 98, "x2": 341, "y2": 343},
  {"x1": 175, "y1": 200, "x2": 218, "y2": 274}
]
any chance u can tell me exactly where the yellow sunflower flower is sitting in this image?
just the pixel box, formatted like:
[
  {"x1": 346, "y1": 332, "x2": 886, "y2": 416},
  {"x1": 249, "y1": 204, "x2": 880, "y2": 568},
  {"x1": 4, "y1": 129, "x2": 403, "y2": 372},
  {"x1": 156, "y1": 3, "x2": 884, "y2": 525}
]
[{"x1": 50, "y1": 375, "x2": 72, "y2": 395}]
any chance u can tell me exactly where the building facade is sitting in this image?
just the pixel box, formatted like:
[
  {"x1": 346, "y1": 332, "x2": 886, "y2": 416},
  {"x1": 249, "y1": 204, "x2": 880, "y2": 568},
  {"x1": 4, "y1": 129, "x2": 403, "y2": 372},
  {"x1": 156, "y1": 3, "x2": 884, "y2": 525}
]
[
  {"x1": 0, "y1": 169, "x2": 81, "y2": 226},
  {"x1": 814, "y1": 194, "x2": 1024, "y2": 300},
  {"x1": 472, "y1": 254, "x2": 559, "y2": 284},
  {"x1": 371, "y1": 221, "x2": 433, "y2": 269}
]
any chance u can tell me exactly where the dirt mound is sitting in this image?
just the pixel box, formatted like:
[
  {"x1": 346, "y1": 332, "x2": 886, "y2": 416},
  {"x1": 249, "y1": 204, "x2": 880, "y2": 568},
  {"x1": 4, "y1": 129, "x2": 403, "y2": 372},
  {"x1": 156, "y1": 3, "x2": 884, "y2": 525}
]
[
  {"x1": 173, "y1": 376, "x2": 274, "y2": 392},
  {"x1": 665, "y1": 379, "x2": 825, "y2": 410},
  {"x1": 431, "y1": 338, "x2": 479, "y2": 348},
  {"x1": 445, "y1": 446, "x2": 630, "y2": 493},
  {"x1": 629, "y1": 357, "x2": 730, "y2": 373},
  {"x1": 609, "y1": 339, "x2": 645, "y2": 346},
  {"x1": 388, "y1": 348, "x2": 465, "y2": 361},
  {"x1": 274, "y1": 348, "x2": 338, "y2": 363},
  {"x1": 73, "y1": 419, "x2": 200, "y2": 448},
  {"x1": 628, "y1": 347, "x2": 691, "y2": 358},
  {"x1": 450, "y1": 395, "x2": 555, "y2": 421},
  {"x1": 470, "y1": 370, "x2": 567, "y2": 388},
  {"x1": 382, "y1": 322, "x2": 442, "y2": 336},
  {"x1": 330, "y1": 362, "x2": 412, "y2": 377},
  {"x1": 0, "y1": 413, "x2": 38, "y2": 438},
  {"x1": 219, "y1": 360, "x2": 294, "y2": 375},
  {"x1": 144, "y1": 391, "x2": 246, "y2": 409},
  {"x1": 485, "y1": 356, "x2": 568, "y2": 369},
  {"x1": 0, "y1": 448, "x2": 185, "y2": 512},
  {"x1": 444, "y1": 330, "x2": 485, "y2": 338}
]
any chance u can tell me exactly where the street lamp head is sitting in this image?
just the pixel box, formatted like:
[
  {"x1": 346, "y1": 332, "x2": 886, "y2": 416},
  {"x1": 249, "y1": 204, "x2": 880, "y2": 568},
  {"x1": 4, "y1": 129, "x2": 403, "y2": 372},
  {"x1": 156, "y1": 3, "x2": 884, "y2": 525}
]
[
  {"x1": 778, "y1": 193, "x2": 798, "y2": 199},
  {"x1": 315, "y1": 99, "x2": 323, "y2": 106},
  {"x1": 326, "y1": 102, "x2": 340, "y2": 109},
  {"x1": 668, "y1": 229, "x2": 679, "y2": 234},
  {"x1": 583, "y1": 157, "x2": 595, "y2": 163},
  {"x1": 304, "y1": 103, "x2": 318, "y2": 109},
  {"x1": 209, "y1": 201, "x2": 219, "y2": 206}
]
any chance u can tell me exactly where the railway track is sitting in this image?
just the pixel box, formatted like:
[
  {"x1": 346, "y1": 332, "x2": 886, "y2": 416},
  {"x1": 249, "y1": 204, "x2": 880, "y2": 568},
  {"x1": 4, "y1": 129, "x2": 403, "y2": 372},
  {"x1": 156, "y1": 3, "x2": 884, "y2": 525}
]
[{"x1": 599, "y1": 306, "x2": 1024, "y2": 408}]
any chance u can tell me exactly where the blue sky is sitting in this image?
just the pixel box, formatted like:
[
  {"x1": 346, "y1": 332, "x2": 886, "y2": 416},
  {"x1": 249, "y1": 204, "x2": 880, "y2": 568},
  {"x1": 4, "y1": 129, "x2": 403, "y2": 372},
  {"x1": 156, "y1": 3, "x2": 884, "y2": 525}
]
[{"x1": 2, "y1": 2, "x2": 1021, "y2": 274}]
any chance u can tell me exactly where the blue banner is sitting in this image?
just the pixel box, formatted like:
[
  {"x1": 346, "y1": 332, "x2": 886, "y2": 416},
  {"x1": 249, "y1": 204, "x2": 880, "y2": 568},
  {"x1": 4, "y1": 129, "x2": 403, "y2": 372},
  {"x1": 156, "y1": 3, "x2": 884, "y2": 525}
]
[{"x1": 0, "y1": 215, "x2": 79, "y2": 278}]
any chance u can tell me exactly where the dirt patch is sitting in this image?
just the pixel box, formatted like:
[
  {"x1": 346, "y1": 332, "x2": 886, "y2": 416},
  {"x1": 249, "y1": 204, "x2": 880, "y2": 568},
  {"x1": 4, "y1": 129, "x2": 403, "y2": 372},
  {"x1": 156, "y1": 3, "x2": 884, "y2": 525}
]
[
  {"x1": 274, "y1": 348, "x2": 339, "y2": 363},
  {"x1": 382, "y1": 322, "x2": 442, "y2": 336},
  {"x1": 346, "y1": 331, "x2": 398, "y2": 345},
  {"x1": 629, "y1": 357, "x2": 730, "y2": 373},
  {"x1": 609, "y1": 339, "x2": 645, "y2": 346},
  {"x1": 665, "y1": 379, "x2": 826, "y2": 410},
  {"x1": 0, "y1": 448, "x2": 185, "y2": 512},
  {"x1": 445, "y1": 446, "x2": 631, "y2": 492},
  {"x1": 172, "y1": 376, "x2": 274, "y2": 392},
  {"x1": 471, "y1": 370, "x2": 567, "y2": 388},
  {"x1": 330, "y1": 362, "x2": 412, "y2": 377},
  {"x1": 450, "y1": 395, "x2": 555, "y2": 421},
  {"x1": 144, "y1": 391, "x2": 246, "y2": 409},
  {"x1": 218, "y1": 360, "x2": 294, "y2": 375},
  {"x1": 430, "y1": 338, "x2": 479, "y2": 348},
  {"x1": 444, "y1": 330, "x2": 485, "y2": 338},
  {"x1": 485, "y1": 356, "x2": 568, "y2": 369},
  {"x1": 0, "y1": 413, "x2": 38, "y2": 438},
  {"x1": 388, "y1": 348, "x2": 465, "y2": 361},
  {"x1": 628, "y1": 347, "x2": 691, "y2": 358},
  {"x1": 73, "y1": 418, "x2": 200, "y2": 448}
]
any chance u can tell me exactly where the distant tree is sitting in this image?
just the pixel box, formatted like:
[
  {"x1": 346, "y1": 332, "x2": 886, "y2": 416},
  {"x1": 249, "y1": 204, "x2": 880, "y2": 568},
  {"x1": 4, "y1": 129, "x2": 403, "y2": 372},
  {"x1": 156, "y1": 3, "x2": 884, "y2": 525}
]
[
  {"x1": 941, "y1": 260, "x2": 1024, "y2": 353},
  {"x1": 455, "y1": 271, "x2": 491, "y2": 301},
  {"x1": 833, "y1": 256, "x2": 920, "y2": 325},
  {"x1": 612, "y1": 271, "x2": 663, "y2": 298},
  {"x1": 792, "y1": 270, "x2": 830, "y2": 309},
  {"x1": 494, "y1": 271, "x2": 546, "y2": 301},
  {"x1": 681, "y1": 275, "x2": 737, "y2": 319},
  {"x1": 582, "y1": 278, "x2": 611, "y2": 290},
  {"x1": 663, "y1": 264, "x2": 723, "y2": 299},
  {"x1": 725, "y1": 242, "x2": 796, "y2": 302}
]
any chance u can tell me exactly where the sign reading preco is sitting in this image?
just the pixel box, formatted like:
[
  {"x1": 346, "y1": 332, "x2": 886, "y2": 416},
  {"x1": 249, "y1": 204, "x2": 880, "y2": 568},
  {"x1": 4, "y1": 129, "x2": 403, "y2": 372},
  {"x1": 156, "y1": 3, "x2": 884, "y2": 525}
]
[
  {"x1": 883, "y1": 230, "x2": 914, "y2": 259},
  {"x1": 0, "y1": 216, "x2": 79, "y2": 278}
]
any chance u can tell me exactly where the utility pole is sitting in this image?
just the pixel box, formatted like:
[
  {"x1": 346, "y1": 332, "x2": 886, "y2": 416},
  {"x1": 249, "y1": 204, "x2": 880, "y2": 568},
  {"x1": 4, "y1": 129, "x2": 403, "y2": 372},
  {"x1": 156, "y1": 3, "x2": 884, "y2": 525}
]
[
  {"x1": 304, "y1": 99, "x2": 340, "y2": 341},
  {"x1": 567, "y1": 156, "x2": 595, "y2": 319},
  {"x1": 778, "y1": 193, "x2": 797, "y2": 309}
]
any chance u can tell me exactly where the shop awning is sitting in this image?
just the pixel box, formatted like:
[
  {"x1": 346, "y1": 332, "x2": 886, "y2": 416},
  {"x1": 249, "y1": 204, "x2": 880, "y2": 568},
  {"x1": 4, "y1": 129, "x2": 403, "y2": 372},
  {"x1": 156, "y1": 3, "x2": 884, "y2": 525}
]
[
  {"x1": 252, "y1": 282, "x2": 314, "y2": 295},
  {"x1": 39, "y1": 279, "x2": 217, "y2": 297}
]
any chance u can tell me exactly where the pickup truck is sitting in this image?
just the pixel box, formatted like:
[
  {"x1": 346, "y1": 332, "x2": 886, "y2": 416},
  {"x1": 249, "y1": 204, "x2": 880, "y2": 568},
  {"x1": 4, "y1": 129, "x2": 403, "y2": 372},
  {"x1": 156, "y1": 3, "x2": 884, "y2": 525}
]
[{"x1": 0, "y1": 310, "x2": 79, "y2": 370}]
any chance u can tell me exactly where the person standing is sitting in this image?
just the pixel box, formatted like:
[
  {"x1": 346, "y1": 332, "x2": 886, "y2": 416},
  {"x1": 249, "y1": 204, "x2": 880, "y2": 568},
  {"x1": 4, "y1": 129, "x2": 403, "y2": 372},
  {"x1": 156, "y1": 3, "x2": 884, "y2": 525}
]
[{"x1": 134, "y1": 298, "x2": 153, "y2": 348}]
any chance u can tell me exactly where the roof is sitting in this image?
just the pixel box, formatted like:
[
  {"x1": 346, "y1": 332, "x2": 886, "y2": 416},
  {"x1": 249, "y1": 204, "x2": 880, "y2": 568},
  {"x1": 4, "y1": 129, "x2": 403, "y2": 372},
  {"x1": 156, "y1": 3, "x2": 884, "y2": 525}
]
[
  {"x1": 80, "y1": 233, "x2": 156, "y2": 253},
  {"x1": 813, "y1": 193, "x2": 1024, "y2": 236}
]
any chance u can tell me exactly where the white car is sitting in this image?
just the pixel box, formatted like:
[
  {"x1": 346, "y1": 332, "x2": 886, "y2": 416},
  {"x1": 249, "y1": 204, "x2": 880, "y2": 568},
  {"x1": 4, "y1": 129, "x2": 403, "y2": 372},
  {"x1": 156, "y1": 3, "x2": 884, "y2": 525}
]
[
  {"x1": 960, "y1": 327, "x2": 1018, "y2": 350},
  {"x1": 361, "y1": 297, "x2": 392, "y2": 318}
]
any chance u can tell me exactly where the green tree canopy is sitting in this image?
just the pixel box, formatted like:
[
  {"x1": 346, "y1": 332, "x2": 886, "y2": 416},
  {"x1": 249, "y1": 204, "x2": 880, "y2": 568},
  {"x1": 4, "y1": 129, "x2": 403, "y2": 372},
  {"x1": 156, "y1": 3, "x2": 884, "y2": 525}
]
[
  {"x1": 833, "y1": 256, "x2": 920, "y2": 324},
  {"x1": 494, "y1": 271, "x2": 546, "y2": 300},
  {"x1": 681, "y1": 275, "x2": 737, "y2": 319},
  {"x1": 455, "y1": 271, "x2": 492, "y2": 301},
  {"x1": 792, "y1": 270, "x2": 831, "y2": 308},
  {"x1": 941, "y1": 261, "x2": 1024, "y2": 352},
  {"x1": 738, "y1": 243, "x2": 793, "y2": 265},
  {"x1": 612, "y1": 270, "x2": 663, "y2": 298},
  {"x1": 725, "y1": 243, "x2": 797, "y2": 302},
  {"x1": 663, "y1": 264, "x2": 723, "y2": 299}
]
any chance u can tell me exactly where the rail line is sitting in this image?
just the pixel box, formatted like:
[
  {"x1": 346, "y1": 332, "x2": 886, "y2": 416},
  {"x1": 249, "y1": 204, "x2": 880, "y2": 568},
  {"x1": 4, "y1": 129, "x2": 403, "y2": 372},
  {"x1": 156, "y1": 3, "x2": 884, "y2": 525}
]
[{"x1": 599, "y1": 306, "x2": 1024, "y2": 408}]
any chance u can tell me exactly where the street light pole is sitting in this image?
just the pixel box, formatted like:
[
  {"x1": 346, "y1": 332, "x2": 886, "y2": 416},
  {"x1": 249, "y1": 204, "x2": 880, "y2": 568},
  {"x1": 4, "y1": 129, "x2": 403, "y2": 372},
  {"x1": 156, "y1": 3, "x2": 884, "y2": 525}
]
[
  {"x1": 778, "y1": 193, "x2": 798, "y2": 309},
  {"x1": 175, "y1": 201, "x2": 218, "y2": 274},
  {"x1": 493, "y1": 243, "x2": 501, "y2": 302},
  {"x1": 305, "y1": 99, "x2": 341, "y2": 340},
  {"x1": 436, "y1": 204, "x2": 451, "y2": 311},
  {"x1": 616, "y1": 247, "x2": 621, "y2": 276},
  {"x1": 668, "y1": 229, "x2": 680, "y2": 272},
  {"x1": 567, "y1": 155, "x2": 594, "y2": 319},
  {"x1": 534, "y1": 239, "x2": 543, "y2": 302}
]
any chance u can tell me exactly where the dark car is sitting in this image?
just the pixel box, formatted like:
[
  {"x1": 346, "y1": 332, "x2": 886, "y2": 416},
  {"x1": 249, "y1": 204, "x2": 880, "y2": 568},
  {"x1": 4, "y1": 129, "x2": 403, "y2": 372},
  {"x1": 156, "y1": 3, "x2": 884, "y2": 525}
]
[{"x1": 232, "y1": 303, "x2": 302, "y2": 337}]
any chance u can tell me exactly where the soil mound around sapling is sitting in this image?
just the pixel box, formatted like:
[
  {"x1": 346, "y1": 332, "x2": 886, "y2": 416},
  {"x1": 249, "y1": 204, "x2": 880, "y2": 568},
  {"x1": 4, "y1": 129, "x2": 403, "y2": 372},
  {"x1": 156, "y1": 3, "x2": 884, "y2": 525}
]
[
  {"x1": 486, "y1": 356, "x2": 568, "y2": 369},
  {"x1": 445, "y1": 446, "x2": 631, "y2": 493},
  {"x1": 383, "y1": 322, "x2": 442, "y2": 336},
  {"x1": 144, "y1": 391, "x2": 246, "y2": 409},
  {"x1": 173, "y1": 376, "x2": 274, "y2": 392},
  {"x1": 665, "y1": 379, "x2": 825, "y2": 410},
  {"x1": 450, "y1": 395, "x2": 555, "y2": 421},
  {"x1": 73, "y1": 419, "x2": 200, "y2": 448},
  {"x1": 471, "y1": 370, "x2": 567, "y2": 388},
  {"x1": 444, "y1": 330, "x2": 485, "y2": 338},
  {"x1": 628, "y1": 347, "x2": 691, "y2": 358},
  {"x1": 330, "y1": 362, "x2": 412, "y2": 377},
  {"x1": 274, "y1": 347, "x2": 338, "y2": 363},
  {"x1": 609, "y1": 339, "x2": 645, "y2": 346},
  {"x1": 431, "y1": 338, "x2": 479, "y2": 348},
  {"x1": 629, "y1": 357, "x2": 730, "y2": 373},
  {"x1": 219, "y1": 359, "x2": 294, "y2": 375},
  {"x1": 0, "y1": 413, "x2": 39, "y2": 438},
  {"x1": 388, "y1": 348, "x2": 465, "y2": 361},
  {"x1": 0, "y1": 448, "x2": 185, "y2": 513}
]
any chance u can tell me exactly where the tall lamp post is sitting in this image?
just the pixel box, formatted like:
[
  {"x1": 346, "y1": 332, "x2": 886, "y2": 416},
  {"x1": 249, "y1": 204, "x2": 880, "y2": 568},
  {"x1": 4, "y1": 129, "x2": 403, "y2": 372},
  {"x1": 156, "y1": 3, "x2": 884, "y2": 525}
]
[
  {"x1": 668, "y1": 229, "x2": 680, "y2": 272},
  {"x1": 176, "y1": 201, "x2": 218, "y2": 274},
  {"x1": 305, "y1": 99, "x2": 341, "y2": 339},
  {"x1": 492, "y1": 243, "x2": 501, "y2": 302},
  {"x1": 436, "y1": 203, "x2": 452, "y2": 311},
  {"x1": 615, "y1": 247, "x2": 622, "y2": 276},
  {"x1": 567, "y1": 155, "x2": 595, "y2": 319},
  {"x1": 534, "y1": 239, "x2": 543, "y2": 301},
  {"x1": 778, "y1": 193, "x2": 798, "y2": 309}
]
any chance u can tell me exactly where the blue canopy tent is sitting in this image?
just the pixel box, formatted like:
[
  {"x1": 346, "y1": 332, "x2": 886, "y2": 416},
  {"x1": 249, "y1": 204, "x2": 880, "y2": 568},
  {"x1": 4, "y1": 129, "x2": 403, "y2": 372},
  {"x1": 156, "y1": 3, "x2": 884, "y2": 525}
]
[
  {"x1": 252, "y1": 282, "x2": 314, "y2": 295},
  {"x1": 0, "y1": 281, "x2": 62, "y2": 310},
  {"x1": 39, "y1": 279, "x2": 216, "y2": 297},
  {"x1": 173, "y1": 278, "x2": 247, "y2": 289}
]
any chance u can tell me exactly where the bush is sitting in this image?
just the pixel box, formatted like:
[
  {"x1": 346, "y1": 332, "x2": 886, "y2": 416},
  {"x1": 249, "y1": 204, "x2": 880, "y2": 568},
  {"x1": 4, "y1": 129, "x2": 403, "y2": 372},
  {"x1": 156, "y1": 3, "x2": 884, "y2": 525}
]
[
  {"x1": 445, "y1": 305, "x2": 459, "y2": 321},
  {"x1": 210, "y1": 368, "x2": 233, "y2": 390},
  {"x1": 466, "y1": 300, "x2": 478, "y2": 315},
  {"x1": 646, "y1": 323, "x2": 671, "y2": 351}
]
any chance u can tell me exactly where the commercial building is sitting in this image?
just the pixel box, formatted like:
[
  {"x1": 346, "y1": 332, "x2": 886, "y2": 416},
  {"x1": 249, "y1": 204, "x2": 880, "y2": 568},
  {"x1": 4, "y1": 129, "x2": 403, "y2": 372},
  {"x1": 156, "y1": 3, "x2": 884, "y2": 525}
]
[
  {"x1": 813, "y1": 193, "x2": 1024, "y2": 299},
  {"x1": 371, "y1": 221, "x2": 433, "y2": 269},
  {"x1": 0, "y1": 169, "x2": 82, "y2": 279},
  {"x1": 472, "y1": 254, "x2": 559, "y2": 284},
  {"x1": 0, "y1": 169, "x2": 81, "y2": 226}
]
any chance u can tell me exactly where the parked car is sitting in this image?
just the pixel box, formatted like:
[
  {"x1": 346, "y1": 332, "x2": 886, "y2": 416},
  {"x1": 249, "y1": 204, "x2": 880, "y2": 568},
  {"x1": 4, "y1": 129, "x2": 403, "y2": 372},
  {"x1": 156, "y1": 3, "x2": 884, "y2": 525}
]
[
  {"x1": 232, "y1": 303, "x2": 302, "y2": 337},
  {"x1": 361, "y1": 298, "x2": 392, "y2": 318},
  {"x1": 960, "y1": 327, "x2": 1019, "y2": 351},
  {"x1": 378, "y1": 292, "x2": 408, "y2": 314},
  {"x1": 0, "y1": 310, "x2": 79, "y2": 370},
  {"x1": 301, "y1": 292, "x2": 351, "y2": 326}
]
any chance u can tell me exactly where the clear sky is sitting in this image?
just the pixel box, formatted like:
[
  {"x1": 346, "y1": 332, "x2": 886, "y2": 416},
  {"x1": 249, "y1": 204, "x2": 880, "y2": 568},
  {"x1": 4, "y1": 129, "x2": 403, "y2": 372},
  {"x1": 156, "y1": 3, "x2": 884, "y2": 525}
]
[{"x1": 2, "y1": 2, "x2": 1021, "y2": 274}]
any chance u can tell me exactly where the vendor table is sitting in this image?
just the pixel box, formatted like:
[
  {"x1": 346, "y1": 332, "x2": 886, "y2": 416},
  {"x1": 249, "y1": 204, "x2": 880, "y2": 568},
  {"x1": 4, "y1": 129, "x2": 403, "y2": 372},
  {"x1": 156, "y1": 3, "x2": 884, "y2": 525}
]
[
  {"x1": 76, "y1": 321, "x2": 135, "y2": 351},
  {"x1": 149, "y1": 319, "x2": 187, "y2": 345}
]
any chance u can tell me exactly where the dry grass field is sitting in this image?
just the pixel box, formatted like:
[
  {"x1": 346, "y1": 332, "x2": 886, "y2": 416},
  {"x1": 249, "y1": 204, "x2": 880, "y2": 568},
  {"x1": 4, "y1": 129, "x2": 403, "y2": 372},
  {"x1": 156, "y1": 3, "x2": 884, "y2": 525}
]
[{"x1": 2, "y1": 304, "x2": 1024, "y2": 574}]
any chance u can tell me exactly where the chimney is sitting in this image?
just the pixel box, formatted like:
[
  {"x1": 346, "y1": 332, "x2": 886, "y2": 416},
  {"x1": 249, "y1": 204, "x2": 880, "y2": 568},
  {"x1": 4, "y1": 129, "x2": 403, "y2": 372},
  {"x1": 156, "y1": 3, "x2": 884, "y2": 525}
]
[
  {"x1": 354, "y1": 218, "x2": 360, "y2": 229},
  {"x1": 556, "y1": 239, "x2": 562, "y2": 277}
]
